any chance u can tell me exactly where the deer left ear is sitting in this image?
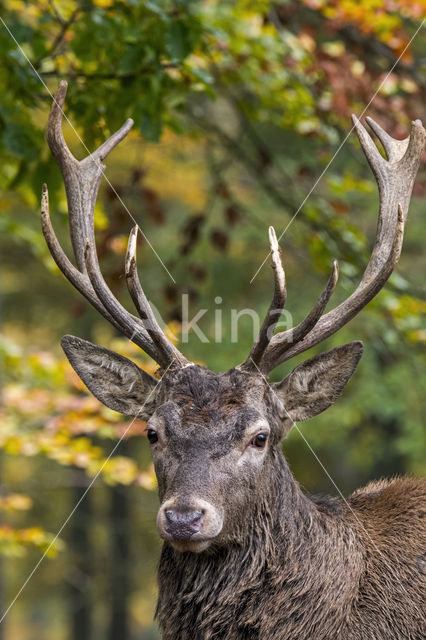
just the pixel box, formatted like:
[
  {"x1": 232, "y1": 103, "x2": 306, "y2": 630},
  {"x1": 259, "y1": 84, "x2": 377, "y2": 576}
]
[{"x1": 272, "y1": 341, "x2": 363, "y2": 431}]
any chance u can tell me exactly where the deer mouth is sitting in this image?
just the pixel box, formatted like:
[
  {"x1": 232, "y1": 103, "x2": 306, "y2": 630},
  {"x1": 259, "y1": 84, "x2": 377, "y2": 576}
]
[
  {"x1": 168, "y1": 538, "x2": 215, "y2": 554},
  {"x1": 161, "y1": 528, "x2": 220, "y2": 554}
]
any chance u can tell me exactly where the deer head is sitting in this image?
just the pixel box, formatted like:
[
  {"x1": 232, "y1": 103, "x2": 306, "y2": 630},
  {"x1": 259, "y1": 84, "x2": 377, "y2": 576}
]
[{"x1": 43, "y1": 82, "x2": 425, "y2": 553}]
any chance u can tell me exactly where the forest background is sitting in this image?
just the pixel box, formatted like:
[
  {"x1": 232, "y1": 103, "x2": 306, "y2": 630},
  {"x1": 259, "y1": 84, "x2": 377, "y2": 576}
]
[{"x1": 0, "y1": 1, "x2": 425, "y2": 638}]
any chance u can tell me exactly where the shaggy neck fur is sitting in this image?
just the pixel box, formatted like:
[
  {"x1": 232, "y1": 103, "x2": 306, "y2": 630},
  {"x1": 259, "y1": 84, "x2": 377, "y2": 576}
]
[{"x1": 156, "y1": 451, "x2": 363, "y2": 640}]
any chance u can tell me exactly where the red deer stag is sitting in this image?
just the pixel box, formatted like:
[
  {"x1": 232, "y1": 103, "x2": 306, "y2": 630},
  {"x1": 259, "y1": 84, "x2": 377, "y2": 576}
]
[{"x1": 42, "y1": 82, "x2": 425, "y2": 639}]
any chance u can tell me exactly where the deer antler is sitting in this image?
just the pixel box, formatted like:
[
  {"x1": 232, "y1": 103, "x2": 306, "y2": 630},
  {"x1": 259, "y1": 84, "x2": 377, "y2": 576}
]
[
  {"x1": 247, "y1": 227, "x2": 287, "y2": 367},
  {"x1": 240, "y1": 117, "x2": 426, "y2": 374},
  {"x1": 42, "y1": 81, "x2": 188, "y2": 370}
]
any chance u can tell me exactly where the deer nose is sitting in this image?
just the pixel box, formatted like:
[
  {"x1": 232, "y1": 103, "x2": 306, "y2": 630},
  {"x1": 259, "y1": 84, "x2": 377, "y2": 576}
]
[{"x1": 164, "y1": 509, "x2": 205, "y2": 540}]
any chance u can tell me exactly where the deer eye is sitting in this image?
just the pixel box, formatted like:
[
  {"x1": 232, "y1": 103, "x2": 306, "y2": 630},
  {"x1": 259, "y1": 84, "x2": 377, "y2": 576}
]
[
  {"x1": 250, "y1": 433, "x2": 268, "y2": 449},
  {"x1": 146, "y1": 428, "x2": 159, "y2": 445}
]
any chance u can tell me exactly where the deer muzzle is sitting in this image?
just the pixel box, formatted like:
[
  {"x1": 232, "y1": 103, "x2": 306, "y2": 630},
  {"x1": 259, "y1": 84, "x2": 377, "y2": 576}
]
[{"x1": 157, "y1": 498, "x2": 223, "y2": 553}]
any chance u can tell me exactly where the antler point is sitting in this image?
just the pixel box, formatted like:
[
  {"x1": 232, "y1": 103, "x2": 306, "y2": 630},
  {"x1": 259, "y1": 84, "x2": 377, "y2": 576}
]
[
  {"x1": 332, "y1": 260, "x2": 339, "y2": 284},
  {"x1": 126, "y1": 226, "x2": 138, "y2": 275},
  {"x1": 268, "y1": 226, "x2": 278, "y2": 248}
]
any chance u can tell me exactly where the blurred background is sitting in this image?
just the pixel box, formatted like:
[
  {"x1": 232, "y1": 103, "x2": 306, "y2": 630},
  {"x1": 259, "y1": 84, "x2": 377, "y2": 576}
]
[{"x1": 0, "y1": 1, "x2": 425, "y2": 638}]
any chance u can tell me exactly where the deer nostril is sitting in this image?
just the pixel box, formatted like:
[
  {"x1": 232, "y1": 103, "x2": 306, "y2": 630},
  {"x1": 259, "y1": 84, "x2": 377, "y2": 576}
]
[
  {"x1": 165, "y1": 509, "x2": 204, "y2": 525},
  {"x1": 164, "y1": 509, "x2": 205, "y2": 540}
]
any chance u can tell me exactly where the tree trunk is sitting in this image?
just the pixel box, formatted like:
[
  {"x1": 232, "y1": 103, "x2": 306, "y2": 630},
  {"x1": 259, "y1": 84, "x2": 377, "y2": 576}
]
[
  {"x1": 108, "y1": 453, "x2": 131, "y2": 640},
  {"x1": 68, "y1": 471, "x2": 92, "y2": 640}
]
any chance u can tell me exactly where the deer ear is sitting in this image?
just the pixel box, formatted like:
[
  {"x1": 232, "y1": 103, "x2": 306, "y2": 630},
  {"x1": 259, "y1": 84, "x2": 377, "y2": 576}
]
[
  {"x1": 272, "y1": 341, "x2": 363, "y2": 432},
  {"x1": 61, "y1": 335, "x2": 159, "y2": 419}
]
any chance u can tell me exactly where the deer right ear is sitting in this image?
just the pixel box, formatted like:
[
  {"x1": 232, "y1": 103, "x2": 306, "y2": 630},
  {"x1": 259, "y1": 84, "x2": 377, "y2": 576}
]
[
  {"x1": 272, "y1": 341, "x2": 363, "y2": 436},
  {"x1": 61, "y1": 335, "x2": 159, "y2": 419}
]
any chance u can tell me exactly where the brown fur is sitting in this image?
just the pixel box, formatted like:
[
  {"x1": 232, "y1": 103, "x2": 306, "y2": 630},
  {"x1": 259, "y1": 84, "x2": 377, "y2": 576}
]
[{"x1": 157, "y1": 474, "x2": 425, "y2": 640}]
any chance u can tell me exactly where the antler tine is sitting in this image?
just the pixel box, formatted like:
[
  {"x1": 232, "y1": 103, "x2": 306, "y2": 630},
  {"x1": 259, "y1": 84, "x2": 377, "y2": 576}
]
[
  {"x1": 44, "y1": 82, "x2": 188, "y2": 370},
  {"x1": 270, "y1": 203, "x2": 406, "y2": 369},
  {"x1": 365, "y1": 116, "x2": 409, "y2": 163},
  {"x1": 46, "y1": 81, "x2": 74, "y2": 167},
  {"x1": 259, "y1": 260, "x2": 339, "y2": 371},
  {"x1": 240, "y1": 227, "x2": 286, "y2": 371},
  {"x1": 354, "y1": 116, "x2": 425, "y2": 281},
  {"x1": 125, "y1": 226, "x2": 188, "y2": 366},
  {"x1": 84, "y1": 241, "x2": 170, "y2": 367},
  {"x1": 41, "y1": 184, "x2": 124, "y2": 330},
  {"x1": 42, "y1": 180, "x2": 161, "y2": 363},
  {"x1": 47, "y1": 81, "x2": 133, "y2": 272},
  {"x1": 256, "y1": 117, "x2": 425, "y2": 373}
]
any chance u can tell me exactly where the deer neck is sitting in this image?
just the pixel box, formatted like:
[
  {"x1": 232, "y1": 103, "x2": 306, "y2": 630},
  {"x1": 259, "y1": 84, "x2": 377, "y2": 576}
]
[{"x1": 156, "y1": 452, "x2": 363, "y2": 639}]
